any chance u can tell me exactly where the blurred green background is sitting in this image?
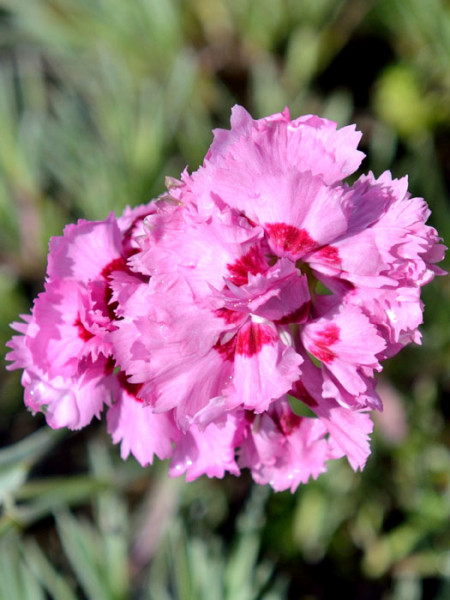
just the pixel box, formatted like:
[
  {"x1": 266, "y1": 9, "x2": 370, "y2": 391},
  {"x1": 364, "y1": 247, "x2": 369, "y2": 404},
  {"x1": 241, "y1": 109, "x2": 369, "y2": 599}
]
[{"x1": 0, "y1": 1, "x2": 449, "y2": 598}]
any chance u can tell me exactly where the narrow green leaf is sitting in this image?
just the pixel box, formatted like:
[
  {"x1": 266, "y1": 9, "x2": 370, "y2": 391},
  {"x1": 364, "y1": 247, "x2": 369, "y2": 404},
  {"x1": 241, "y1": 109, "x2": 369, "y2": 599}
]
[
  {"x1": 0, "y1": 428, "x2": 64, "y2": 472},
  {"x1": 56, "y1": 511, "x2": 111, "y2": 600},
  {"x1": 0, "y1": 538, "x2": 22, "y2": 599},
  {"x1": 89, "y1": 441, "x2": 129, "y2": 598},
  {"x1": 287, "y1": 395, "x2": 318, "y2": 419},
  {"x1": 24, "y1": 538, "x2": 78, "y2": 600},
  {"x1": 19, "y1": 560, "x2": 46, "y2": 600}
]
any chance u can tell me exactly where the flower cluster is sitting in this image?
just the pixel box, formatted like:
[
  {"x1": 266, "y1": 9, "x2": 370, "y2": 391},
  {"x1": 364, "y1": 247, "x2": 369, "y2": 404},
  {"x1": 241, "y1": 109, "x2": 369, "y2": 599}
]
[{"x1": 7, "y1": 107, "x2": 446, "y2": 491}]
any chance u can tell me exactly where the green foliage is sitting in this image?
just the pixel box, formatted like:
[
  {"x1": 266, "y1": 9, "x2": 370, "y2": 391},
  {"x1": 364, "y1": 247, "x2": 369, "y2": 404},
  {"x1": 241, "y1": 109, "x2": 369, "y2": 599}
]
[
  {"x1": 0, "y1": 0, "x2": 449, "y2": 597},
  {"x1": 0, "y1": 436, "x2": 286, "y2": 599}
]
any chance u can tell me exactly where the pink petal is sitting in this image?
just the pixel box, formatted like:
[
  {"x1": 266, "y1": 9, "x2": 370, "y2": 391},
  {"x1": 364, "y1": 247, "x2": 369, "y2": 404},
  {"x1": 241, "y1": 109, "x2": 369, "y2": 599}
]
[
  {"x1": 291, "y1": 356, "x2": 374, "y2": 470},
  {"x1": 205, "y1": 105, "x2": 364, "y2": 184},
  {"x1": 47, "y1": 215, "x2": 123, "y2": 283},
  {"x1": 239, "y1": 399, "x2": 331, "y2": 492},
  {"x1": 231, "y1": 321, "x2": 302, "y2": 412},
  {"x1": 169, "y1": 415, "x2": 240, "y2": 481},
  {"x1": 22, "y1": 358, "x2": 111, "y2": 430},
  {"x1": 107, "y1": 390, "x2": 178, "y2": 466},
  {"x1": 217, "y1": 258, "x2": 310, "y2": 324},
  {"x1": 301, "y1": 304, "x2": 386, "y2": 395}
]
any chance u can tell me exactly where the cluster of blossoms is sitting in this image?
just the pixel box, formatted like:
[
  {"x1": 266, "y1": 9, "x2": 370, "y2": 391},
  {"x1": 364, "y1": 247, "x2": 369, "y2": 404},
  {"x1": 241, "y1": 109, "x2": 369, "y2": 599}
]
[{"x1": 7, "y1": 106, "x2": 446, "y2": 491}]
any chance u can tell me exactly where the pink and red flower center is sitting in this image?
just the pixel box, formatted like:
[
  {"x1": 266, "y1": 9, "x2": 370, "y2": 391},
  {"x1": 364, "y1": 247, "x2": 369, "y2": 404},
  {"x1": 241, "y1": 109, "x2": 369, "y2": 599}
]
[
  {"x1": 118, "y1": 371, "x2": 143, "y2": 401},
  {"x1": 275, "y1": 301, "x2": 311, "y2": 325},
  {"x1": 310, "y1": 323, "x2": 340, "y2": 364},
  {"x1": 121, "y1": 213, "x2": 153, "y2": 255},
  {"x1": 213, "y1": 335, "x2": 237, "y2": 361},
  {"x1": 105, "y1": 358, "x2": 144, "y2": 401},
  {"x1": 265, "y1": 223, "x2": 317, "y2": 259},
  {"x1": 214, "y1": 322, "x2": 276, "y2": 361},
  {"x1": 74, "y1": 315, "x2": 94, "y2": 342},
  {"x1": 101, "y1": 256, "x2": 149, "y2": 321},
  {"x1": 236, "y1": 322, "x2": 276, "y2": 357},
  {"x1": 226, "y1": 246, "x2": 268, "y2": 286},
  {"x1": 214, "y1": 308, "x2": 244, "y2": 326},
  {"x1": 314, "y1": 245, "x2": 341, "y2": 265},
  {"x1": 277, "y1": 410, "x2": 303, "y2": 436}
]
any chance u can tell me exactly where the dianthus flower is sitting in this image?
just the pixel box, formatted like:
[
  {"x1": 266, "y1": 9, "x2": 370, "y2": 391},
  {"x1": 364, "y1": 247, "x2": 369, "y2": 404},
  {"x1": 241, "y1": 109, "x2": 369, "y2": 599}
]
[{"x1": 7, "y1": 106, "x2": 446, "y2": 491}]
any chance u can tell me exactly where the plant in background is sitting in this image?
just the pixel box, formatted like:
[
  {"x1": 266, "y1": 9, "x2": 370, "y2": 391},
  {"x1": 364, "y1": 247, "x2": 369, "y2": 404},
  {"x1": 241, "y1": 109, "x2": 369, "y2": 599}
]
[{"x1": 6, "y1": 106, "x2": 446, "y2": 492}]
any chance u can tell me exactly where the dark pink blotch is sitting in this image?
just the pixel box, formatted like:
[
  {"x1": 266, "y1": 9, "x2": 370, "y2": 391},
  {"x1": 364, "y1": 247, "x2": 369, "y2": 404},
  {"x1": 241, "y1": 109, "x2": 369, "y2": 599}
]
[
  {"x1": 121, "y1": 212, "x2": 153, "y2": 256},
  {"x1": 226, "y1": 246, "x2": 267, "y2": 286},
  {"x1": 118, "y1": 370, "x2": 143, "y2": 401},
  {"x1": 265, "y1": 223, "x2": 317, "y2": 258},
  {"x1": 101, "y1": 257, "x2": 128, "y2": 280},
  {"x1": 275, "y1": 301, "x2": 311, "y2": 325},
  {"x1": 277, "y1": 411, "x2": 303, "y2": 436},
  {"x1": 292, "y1": 380, "x2": 318, "y2": 407},
  {"x1": 315, "y1": 245, "x2": 341, "y2": 265},
  {"x1": 311, "y1": 323, "x2": 340, "y2": 364},
  {"x1": 236, "y1": 323, "x2": 276, "y2": 357},
  {"x1": 215, "y1": 307, "x2": 245, "y2": 326},
  {"x1": 74, "y1": 315, "x2": 94, "y2": 342},
  {"x1": 101, "y1": 257, "x2": 149, "y2": 322},
  {"x1": 214, "y1": 335, "x2": 237, "y2": 362}
]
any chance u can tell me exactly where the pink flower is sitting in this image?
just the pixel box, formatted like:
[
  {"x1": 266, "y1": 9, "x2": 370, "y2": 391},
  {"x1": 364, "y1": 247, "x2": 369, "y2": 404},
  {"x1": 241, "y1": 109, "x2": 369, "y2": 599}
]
[
  {"x1": 6, "y1": 211, "x2": 152, "y2": 434},
  {"x1": 7, "y1": 106, "x2": 446, "y2": 491},
  {"x1": 169, "y1": 413, "x2": 241, "y2": 481},
  {"x1": 106, "y1": 378, "x2": 179, "y2": 466},
  {"x1": 238, "y1": 399, "x2": 334, "y2": 492},
  {"x1": 8, "y1": 315, "x2": 113, "y2": 429}
]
